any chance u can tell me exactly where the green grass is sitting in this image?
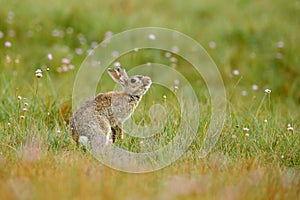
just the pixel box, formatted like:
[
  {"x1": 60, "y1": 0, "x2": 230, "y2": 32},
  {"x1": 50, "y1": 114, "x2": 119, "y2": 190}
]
[{"x1": 0, "y1": 0, "x2": 300, "y2": 199}]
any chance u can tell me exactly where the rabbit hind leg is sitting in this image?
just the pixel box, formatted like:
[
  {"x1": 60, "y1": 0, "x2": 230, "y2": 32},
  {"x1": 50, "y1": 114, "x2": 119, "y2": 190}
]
[{"x1": 96, "y1": 116, "x2": 113, "y2": 145}]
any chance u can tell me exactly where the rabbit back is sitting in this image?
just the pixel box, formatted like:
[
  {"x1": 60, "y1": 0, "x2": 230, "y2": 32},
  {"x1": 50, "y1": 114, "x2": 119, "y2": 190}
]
[
  {"x1": 94, "y1": 91, "x2": 140, "y2": 126},
  {"x1": 70, "y1": 96, "x2": 109, "y2": 144}
]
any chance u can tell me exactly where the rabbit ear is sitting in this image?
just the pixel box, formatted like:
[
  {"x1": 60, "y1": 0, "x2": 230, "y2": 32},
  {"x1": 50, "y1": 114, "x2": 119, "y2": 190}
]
[{"x1": 108, "y1": 67, "x2": 128, "y2": 87}]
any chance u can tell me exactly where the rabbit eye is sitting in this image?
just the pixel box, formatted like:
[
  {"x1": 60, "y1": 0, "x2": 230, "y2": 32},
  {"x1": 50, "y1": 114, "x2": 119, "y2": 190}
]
[{"x1": 130, "y1": 78, "x2": 136, "y2": 83}]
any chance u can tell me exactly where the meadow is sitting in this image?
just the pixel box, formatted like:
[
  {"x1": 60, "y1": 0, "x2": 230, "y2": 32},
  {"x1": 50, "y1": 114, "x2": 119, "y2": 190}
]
[{"x1": 0, "y1": 0, "x2": 299, "y2": 199}]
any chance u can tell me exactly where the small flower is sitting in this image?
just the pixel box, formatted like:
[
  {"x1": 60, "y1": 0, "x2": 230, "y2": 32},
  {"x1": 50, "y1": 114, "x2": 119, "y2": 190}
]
[
  {"x1": 24, "y1": 102, "x2": 29, "y2": 107},
  {"x1": 232, "y1": 69, "x2": 239, "y2": 76},
  {"x1": 241, "y1": 90, "x2": 247, "y2": 96},
  {"x1": 243, "y1": 127, "x2": 249, "y2": 132},
  {"x1": 105, "y1": 31, "x2": 113, "y2": 39},
  {"x1": 264, "y1": 119, "x2": 268, "y2": 123},
  {"x1": 232, "y1": 134, "x2": 237, "y2": 139},
  {"x1": 76, "y1": 48, "x2": 83, "y2": 55},
  {"x1": 52, "y1": 29, "x2": 64, "y2": 38},
  {"x1": 7, "y1": 122, "x2": 11, "y2": 127},
  {"x1": 56, "y1": 67, "x2": 62, "y2": 73},
  {"x1": 5, "y1": 55, "x2": 11, "y2": 63},
  {"x1": 114, "y1": 62, "x2": 121, "y2": 67},
  {"x1": 23, "y1": 108, "x2": 28, "y2": 112},
  {"x1": 46, "y1": 68, "x2": 50, "y2": 71},
  {"x1": 17, "y1": 96, "x2": 22, "y2": 100},
  {"x1": 35, "y1": 73, "x2": 43, "y2": 78},
  {"x1": 47, "y1": 53, "x2": 53, "y2": 60},
  {"x1": 252, "y1": 84, "x2": 259, "y2": 91},
  {"x1": 165, "y1": 52, "x2": 171, "y2": 58},
  {"x1": 87, "y1": 49, "x2": 94, "y2": 56},
  {"x1": 68, "y1": 65, "x2": 75, "y2": 70},
  {"x1": 66, "y1": 27, "x2": 74, "y2": 34},
  {"x1": 57, "y1": 130, "x2": 61, "y2": 134},
  {"x1": 276, "y1": 53, "x2": 283, "y2": 59},
  {"x1": 62, "y1": 65, "x2": 68, "y2": 72},
  {"x1": 170, "y1": 57, "x2": 178, "y2": 63},
  {"x1": 20, "y1": 115, "x2": 25, "y2": 119},
  {"x1": 163, "y1": 95, "x2": 167, "y2": 100},
  {"x1": 277, "y1": 41, "x2": 284, "y2": 49},
  {"x1": 61, "y1": 58, "x2": 70, "y2": 64},
  {"x1": 287, "y1": 124, "x2": 294, "y2": 131},
  {"x1": 111, "y1": 50, "x2": 119, "y2": 58},
  {"x1": 35, "y1": 69, "x2": 43, "y2": 78},
  {"x1": 148, "y1": 34, "x2": 156, "y2": 40},
  {"x1": 171, "y1": 46, "x2": 180, "y2": 53},
  {"x1": 174, "y1": 79, "x2": 180, "y2": 85},
  {"x1": 208, "y1": 41, "x2": 216, "y2": 49},
  {"x1": 4, "y1": 41, "x2": 12, "y2": 48},
  {"x1": 281, "y1": 155, "x2": 284, "y2": 159},
  {"x1": 91, "y1": 41, "x2": 98, "y2": 48},
  {"x1": 245, "y1": 133, "x2": 250, "y2": 137},
  {"x1": 7, "y1": 11, "x2": 14, "y2": 19},
  {"x1": 264, "y1": 89, "x2": 271, "y2": 94}
]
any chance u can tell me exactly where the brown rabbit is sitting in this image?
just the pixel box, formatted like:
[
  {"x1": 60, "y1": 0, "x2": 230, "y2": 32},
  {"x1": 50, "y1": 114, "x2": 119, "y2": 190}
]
[{"x1": 70, "y1": 67, "x2": 152, "y2": 146}]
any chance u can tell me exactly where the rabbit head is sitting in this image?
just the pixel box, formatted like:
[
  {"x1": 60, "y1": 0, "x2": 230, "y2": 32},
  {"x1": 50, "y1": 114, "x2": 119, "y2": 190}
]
[{"x1": 108, "y1": 67, "x2": 152, "y2": 96}]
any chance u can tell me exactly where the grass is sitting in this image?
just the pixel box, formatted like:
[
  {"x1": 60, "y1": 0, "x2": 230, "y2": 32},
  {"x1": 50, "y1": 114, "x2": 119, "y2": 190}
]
[{"x1": 0, "y1": 0, "x2": 300, "y2": 199}]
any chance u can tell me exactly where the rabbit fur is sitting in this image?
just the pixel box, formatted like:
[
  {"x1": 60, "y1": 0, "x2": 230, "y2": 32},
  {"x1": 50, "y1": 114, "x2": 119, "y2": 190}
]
[{"x1": 70, "y1": 67, "x2": 152, "y2": 146}]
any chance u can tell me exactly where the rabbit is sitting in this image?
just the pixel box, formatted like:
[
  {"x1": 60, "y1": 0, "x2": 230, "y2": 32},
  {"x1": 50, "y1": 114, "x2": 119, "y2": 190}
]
[{"x1": 70, "y1": 66, "x2": 152, "y2": 147}]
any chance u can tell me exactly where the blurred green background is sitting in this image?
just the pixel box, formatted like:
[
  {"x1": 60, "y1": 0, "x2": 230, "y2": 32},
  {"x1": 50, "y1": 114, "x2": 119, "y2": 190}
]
[{"x1": 1, "y1": 0, "x2": 299, "y2": 105}]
